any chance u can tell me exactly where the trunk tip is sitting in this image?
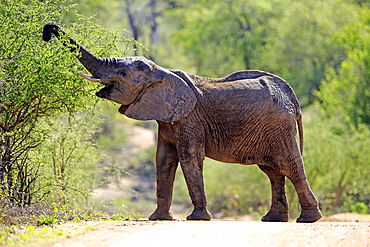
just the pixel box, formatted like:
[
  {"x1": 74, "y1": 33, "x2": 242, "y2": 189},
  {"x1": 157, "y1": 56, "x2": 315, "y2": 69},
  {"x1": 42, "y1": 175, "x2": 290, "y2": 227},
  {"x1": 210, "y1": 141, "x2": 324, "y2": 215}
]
[{"x1": 42, "y1": 22, "x2": 60, "y2": 41}]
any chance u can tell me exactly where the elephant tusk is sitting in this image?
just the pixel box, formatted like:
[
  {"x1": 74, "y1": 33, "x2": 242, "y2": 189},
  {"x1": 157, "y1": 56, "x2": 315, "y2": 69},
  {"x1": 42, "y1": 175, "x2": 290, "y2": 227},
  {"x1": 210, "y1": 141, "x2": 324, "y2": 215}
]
[{"x1": 78, "y1": 71, "x2": 102, "y2": 83}]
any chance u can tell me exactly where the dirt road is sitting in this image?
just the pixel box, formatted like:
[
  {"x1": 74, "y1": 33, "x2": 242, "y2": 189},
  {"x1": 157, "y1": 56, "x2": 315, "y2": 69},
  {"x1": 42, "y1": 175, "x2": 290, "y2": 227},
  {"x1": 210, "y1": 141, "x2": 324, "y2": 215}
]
[{"x1": 49, "y1": 219, "x2": 369, "y2": 247}]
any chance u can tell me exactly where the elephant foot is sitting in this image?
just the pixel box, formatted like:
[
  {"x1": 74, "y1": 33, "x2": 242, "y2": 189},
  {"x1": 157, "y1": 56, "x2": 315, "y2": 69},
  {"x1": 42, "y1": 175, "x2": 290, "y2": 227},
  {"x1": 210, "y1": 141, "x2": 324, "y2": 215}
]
[
  {"x1": 261, "y1": 210, "x2": 289, "y2": 222},
  {"x1": 186, "y1": 208, "x2": 212, "y2": 221},
  {"x1": 149, "y1": 209, "x2": 174, "y2": 221},
  {"x1": 296, "y1": 207, "x2": 322, "y2": 223}
]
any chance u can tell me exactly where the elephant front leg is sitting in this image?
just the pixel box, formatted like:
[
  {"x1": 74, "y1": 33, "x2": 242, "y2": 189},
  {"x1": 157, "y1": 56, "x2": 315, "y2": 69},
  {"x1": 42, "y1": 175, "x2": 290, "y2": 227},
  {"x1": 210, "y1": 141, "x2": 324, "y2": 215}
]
[
  {"x1": 149, "y1": 137, "x2": 178, "y2": 220},
  {"x1": 178, "y1": 150, "x2": 211, "y2": 221},
  {"x1": 258, "y1": 165, "x2": 289, "y2": 222}
]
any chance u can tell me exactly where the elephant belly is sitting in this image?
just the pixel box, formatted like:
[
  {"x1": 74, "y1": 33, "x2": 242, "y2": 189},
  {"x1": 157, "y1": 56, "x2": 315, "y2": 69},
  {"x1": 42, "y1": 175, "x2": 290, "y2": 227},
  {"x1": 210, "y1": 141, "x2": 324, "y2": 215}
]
[
  {"x1": 203, "y1": 120, "x2": 287, "y2": 165},
  {"x1": 205, "y1": 145, "x2": 264, "y2": 165}
]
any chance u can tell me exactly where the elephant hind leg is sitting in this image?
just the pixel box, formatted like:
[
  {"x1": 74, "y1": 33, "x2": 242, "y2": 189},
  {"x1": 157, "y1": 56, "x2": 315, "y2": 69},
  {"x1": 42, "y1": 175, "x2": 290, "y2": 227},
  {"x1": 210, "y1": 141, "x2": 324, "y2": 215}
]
[
  {"x1": 290, "y1": 177, "x2": 322, "y2": 223},
  {"x1": 258, "y1": 165, "x2": 289, "y2": 222},
  {"x1": 283, "y1": 157, "x2": 322, "y2": 223}
]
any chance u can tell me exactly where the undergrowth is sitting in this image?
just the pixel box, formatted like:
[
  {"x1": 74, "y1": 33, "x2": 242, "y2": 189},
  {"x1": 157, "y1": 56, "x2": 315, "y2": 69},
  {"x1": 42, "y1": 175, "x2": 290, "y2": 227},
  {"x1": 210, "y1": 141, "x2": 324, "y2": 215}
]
[{"x1": 0, "y1": 201, "x2": 139, "y2": 246}]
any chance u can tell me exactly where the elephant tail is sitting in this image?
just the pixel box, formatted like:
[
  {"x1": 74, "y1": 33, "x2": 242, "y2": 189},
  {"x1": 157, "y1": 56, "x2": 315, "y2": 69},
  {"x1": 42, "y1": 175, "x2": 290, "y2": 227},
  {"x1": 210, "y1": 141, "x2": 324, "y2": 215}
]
[{"x1": 297, "y1": 114, "x2": 304, "y2": 155}]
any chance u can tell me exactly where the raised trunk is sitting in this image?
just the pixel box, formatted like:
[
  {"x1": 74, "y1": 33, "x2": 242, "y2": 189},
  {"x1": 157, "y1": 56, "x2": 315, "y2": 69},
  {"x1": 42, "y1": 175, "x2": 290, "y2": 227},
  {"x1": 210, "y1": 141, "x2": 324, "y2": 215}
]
[{"x1": 42, "y1": 23, "x2": 104, "y2": 78}]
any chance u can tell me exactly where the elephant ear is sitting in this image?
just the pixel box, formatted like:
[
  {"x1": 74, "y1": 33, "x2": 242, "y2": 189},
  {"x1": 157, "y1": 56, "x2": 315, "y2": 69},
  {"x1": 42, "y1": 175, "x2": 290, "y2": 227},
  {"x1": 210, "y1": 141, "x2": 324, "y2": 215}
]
[{"x1": 125, "y1": 71, "x2": 197, "y2": 122}]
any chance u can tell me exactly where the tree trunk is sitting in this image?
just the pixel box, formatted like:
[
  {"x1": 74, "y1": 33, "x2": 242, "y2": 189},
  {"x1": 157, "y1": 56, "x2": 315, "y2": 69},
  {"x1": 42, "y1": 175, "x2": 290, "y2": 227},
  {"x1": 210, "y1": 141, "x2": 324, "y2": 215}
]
[
  {"x1": 149, "y1": 0, "x2": 159, "y2": 61},
  {"x1": 0, "y1": 135, "x2": 12, "y2": 198},
  {"x1": 124, "y1": 0, "x2": 141, "y2": 56}
]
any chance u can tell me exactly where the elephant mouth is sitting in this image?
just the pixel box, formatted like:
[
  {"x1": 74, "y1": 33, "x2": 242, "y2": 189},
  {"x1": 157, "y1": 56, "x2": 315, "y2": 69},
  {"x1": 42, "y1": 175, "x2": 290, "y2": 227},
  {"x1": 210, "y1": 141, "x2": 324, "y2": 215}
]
[
  {"x1": 78, "y1": 71, "x2": 113, "y2": 98},
  {"x1": 118, "y1": 105, "x2": 129, "y2": 114},
  {"x1": 96, "y1": 83, "x2": 116, "y2": 98}
]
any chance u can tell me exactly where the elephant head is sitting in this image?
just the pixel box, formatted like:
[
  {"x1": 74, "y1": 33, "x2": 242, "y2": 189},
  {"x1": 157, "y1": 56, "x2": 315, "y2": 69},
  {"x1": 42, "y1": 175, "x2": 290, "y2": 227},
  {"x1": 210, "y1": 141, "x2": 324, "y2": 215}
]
[{"x1": 42, "y1": 23, "x2": 197, "y2": 122}]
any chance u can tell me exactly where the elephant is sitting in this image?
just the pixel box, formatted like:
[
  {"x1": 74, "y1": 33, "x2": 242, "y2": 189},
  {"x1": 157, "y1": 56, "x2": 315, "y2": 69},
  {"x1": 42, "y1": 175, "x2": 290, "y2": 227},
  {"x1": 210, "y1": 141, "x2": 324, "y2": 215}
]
[{"x1": 42, "y1": 23, "x2": 322, "y2": 223}]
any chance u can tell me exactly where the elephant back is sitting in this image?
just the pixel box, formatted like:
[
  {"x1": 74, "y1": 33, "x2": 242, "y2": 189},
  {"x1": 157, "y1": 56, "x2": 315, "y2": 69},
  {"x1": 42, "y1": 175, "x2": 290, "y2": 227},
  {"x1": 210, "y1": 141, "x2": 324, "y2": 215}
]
[{"x1": 221, "y1": 70, "x2": 301, "y2": 119}]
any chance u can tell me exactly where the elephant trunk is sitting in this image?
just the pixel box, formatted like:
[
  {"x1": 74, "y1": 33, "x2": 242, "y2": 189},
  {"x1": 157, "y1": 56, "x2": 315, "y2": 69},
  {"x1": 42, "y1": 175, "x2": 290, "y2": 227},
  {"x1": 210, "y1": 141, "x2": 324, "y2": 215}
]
[{"x1": 42, "y1": 23, "x2": 104, "y2": 79}]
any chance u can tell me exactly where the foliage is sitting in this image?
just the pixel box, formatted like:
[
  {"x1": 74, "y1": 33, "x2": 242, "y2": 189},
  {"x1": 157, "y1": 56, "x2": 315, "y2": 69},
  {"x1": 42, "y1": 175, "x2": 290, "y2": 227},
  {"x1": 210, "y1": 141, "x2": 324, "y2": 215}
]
[
  {"x1": 90, "y1": 103, "x2": 157, "y2": 215},
  {"x1": 303, "y1": 107, "x2": 370, "y2": 215},
  {"x1": 318, "y1": 7, "x2": 370, "y2": 128},
  {"x1": 94, "y1": 104, "x2": 156, "y2": 185},
  {"x1": 310, "y1": 7, "x2": 370, "y2": 215},
  {"x1": 169, "y1": 0, "x2": 362, "y2": 106},
  {"x1": 0, "y1": 0, "x2": 136, "y2": 212},
  {"x1": 29, "y1": 113, "x2": 101, "y2": 208},
  {"x1": 261, "y1": 0, "x2": 360, "y2": 106},
  {"x1": 110, "y1": 204, "x2": 141, "y2": 220},
  {"x1": 0, "y1": 0, "x2": 79, "y2": 205},
  {"x1": 0, "y1": 221, "x2": 94, "y2": 246},
  {"x1": 171, "y1": 0, "x2": 281, "y2": 76},
  {"x1": 203, "y1": 161, "x2": 270, "y2": 218}
]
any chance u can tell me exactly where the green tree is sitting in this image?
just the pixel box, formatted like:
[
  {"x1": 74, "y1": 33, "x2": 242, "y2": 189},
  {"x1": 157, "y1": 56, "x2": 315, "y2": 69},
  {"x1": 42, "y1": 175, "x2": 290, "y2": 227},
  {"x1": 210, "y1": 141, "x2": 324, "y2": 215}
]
[
  {"x1": 0, "y1": 0, "x2": 129, "y2": 205},
  {"x1": 318, "y1": 7, "x2": 370, "y2": 128},
  {"x1": 261, "y1": 0, "x2": 360, "y2": 106},
  {"x1": 171, "y1": 0, "x2": 282, "y2": 77},
  {"x1": 303, "y1": 109, "x2": 370, "y2": 215},
  {"x1": 30, "y1": 114, "x2": 101, "y2": 208},
  {"x1": 307, "y1": 6, "x2": 370, "y2": 215},
  {"x1": 169, "y1": 0, "x2": 361, "y2": 106}
]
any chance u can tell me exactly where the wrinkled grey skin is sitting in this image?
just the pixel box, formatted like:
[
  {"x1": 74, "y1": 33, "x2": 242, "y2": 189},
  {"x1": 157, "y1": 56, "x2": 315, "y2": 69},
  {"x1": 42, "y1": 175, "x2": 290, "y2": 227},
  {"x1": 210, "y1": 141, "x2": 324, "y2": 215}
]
[{"x1": 43, "y1": 23, "x2": 322, "y2": 223}]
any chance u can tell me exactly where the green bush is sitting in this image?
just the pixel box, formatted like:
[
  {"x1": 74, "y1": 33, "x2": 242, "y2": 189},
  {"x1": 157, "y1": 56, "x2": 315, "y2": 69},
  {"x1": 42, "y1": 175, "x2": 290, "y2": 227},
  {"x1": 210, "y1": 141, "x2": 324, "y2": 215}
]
[
  {"x1": 0, "y1": 0, "x2": 139, "y2": 227},
  {"x1": 30, "y1": 113, "x2": 101, "y2": 208},
  {"x1": 303, "y1": 107, "x2": 370, "y2": 215}
]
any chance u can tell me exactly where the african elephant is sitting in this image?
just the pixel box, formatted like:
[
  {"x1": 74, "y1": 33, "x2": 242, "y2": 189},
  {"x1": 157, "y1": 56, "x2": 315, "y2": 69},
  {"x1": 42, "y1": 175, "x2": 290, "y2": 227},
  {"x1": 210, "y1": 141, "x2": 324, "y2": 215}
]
[{"x1": 42, "y1": 23, "x2": 322, "y2": 223}]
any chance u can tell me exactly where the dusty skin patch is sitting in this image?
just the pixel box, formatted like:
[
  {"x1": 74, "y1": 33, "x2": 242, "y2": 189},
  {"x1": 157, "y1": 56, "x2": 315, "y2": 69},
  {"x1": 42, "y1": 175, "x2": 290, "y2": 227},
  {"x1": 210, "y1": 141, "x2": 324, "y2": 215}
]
[{"x1": 34, "y1": 219, "x2": 370, "y2": 247}]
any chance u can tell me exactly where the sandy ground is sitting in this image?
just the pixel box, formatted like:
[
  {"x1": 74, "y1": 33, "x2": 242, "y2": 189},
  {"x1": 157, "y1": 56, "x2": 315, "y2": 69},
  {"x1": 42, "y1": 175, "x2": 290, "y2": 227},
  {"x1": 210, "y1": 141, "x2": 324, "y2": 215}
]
[{"x1": 44, "y1": 218, "x2": 369, "y2": 247}]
